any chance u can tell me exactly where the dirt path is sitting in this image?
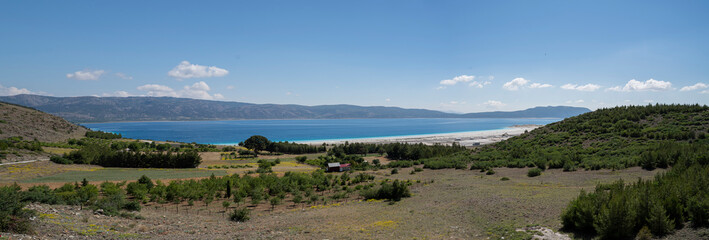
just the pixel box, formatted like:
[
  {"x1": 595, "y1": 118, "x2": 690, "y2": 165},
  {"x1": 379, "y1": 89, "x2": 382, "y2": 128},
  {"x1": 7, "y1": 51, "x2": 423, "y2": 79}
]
[{"x1": 0, "y1": 158, "x2": 49, "y2": 166}]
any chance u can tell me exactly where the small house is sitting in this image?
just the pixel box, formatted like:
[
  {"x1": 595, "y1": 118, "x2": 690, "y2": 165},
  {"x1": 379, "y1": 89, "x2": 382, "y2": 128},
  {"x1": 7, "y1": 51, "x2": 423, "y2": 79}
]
[{"x1": 326, "y1": 162, "x2": 351, "y2": 172}]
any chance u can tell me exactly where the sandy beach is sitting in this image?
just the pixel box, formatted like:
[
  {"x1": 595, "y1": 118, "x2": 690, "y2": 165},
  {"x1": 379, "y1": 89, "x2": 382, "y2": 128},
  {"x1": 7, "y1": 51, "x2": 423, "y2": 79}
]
[{"x1": 295, "y1": 125, "x2": 541, "y2": 147}]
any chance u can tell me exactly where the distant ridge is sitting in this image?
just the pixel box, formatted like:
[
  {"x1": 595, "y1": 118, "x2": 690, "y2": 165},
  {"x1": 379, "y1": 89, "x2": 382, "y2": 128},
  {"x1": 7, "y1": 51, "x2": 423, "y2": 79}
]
[{"x1": 0, "y1": 94, "x2": 590, "y2": 122}]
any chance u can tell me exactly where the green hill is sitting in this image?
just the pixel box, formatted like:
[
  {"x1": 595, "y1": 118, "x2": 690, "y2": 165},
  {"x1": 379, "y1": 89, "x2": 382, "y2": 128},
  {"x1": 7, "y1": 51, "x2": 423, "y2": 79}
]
[{"x1": 469, "y1": 104, "x2": 708, "y2": 170}]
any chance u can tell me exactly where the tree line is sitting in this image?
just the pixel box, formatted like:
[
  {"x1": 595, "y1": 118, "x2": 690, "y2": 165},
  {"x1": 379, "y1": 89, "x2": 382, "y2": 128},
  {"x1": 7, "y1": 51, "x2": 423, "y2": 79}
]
[
  {"x1": 52, "y1": 142, "x2": 201, "y2": 168},
  {"x1": 561, "y1": 141, "x2": 709, "y2": 239}
]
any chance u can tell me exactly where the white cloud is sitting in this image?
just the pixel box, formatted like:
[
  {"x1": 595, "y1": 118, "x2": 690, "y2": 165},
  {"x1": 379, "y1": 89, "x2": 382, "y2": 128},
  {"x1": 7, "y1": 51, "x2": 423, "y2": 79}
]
[
  {"x1": 469, "y1": 81, "x2": 492, "y2": 88},
  {"x1": 565, "y1": 99, "x2": 585, "y2": 104},
  {"x1": 608, "y1": 79, "x2": 672, "y2": 92},
  {"x1": 115, "y1": 73, "x2": 133, "y2": 80},
  {"x1": 680, "y1": 83, "x2": 707, "y2": 91},
  {"x1": 0, "y1": 84, "x2": 36, "y2": 96},
  {"x1": 529, "y1": 83, "x2": 553, "y2": 89},
  {"x1": 502, "y1": 78, "x2": 529, "y2": 91},
  {"x1": 168, "y1": 61, "x2": 229, "y2": 79},
  {"x1": 137, "y1": 81, "x2": 223, "y2": 100},
  {"x1": 480, "y1": 100, "x2": 506, "y2": 108},
  {"x1": 66, "y1": 70, "x2": 105, "y2": 80},
  {"x1": 644, "y1": 99, "x2": 654, "y2": 103},
  {"x1": 501, "y1": 78, "x2": 551, "y2": 91},
  {"x1": 440, "y1": 75, "x2": 475, "y2": 86},
  {"x1": 385, "y1": 98, "x2": 391, "y2": 102},
  {"x1": 701, "y1": 90, "x2": 709, "y2": 94},
  {"x1": 102, "y1": 91, "x2": 132, "y2": 97},
  {"x1": 226, "y1": 85, "x2": 235, "y2": 90},
  {"x1": 561, "y1": 83, "x2": 601, "y2": 92}
]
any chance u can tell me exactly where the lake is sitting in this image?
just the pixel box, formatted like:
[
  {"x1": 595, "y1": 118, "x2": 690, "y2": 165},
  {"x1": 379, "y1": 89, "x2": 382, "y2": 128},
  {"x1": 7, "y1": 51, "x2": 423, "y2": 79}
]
[{"x1": 82, "y1": 118, "x2": 560, "y2": 144}]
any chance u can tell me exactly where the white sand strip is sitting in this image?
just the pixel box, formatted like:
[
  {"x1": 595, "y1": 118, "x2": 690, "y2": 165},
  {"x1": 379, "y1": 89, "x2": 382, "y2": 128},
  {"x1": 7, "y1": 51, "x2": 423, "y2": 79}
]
[{"x1": 294, "y1": 125, "x2": 540, "y2": 147}]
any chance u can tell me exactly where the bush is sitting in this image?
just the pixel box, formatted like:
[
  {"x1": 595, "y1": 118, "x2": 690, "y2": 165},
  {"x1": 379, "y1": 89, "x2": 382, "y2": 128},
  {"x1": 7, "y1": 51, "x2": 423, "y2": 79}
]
[
  {"x1": 0, "y1": 185, "x2": 35, "y2": 234},
  {"x1": 527, "y1": 168, "x2": 542, "y2": 177},
  {"x1": 230, "y1": 208, "x2": 251, "y2": 222},
  {"x1": 391, "y1": 168, "x2": 398, "y2": 174},
  {"x1": 486, "y1": 169, "x2": 495, "y2": 175},
  {"x1": 688, "y1": 196, "x2": 709, "y2": 228},
  {"x1": 359, "y1": 180, "x2": 411, "y2": 201},
  {"x1": 50, "y1": 155, "x2": 73, "y2": 164},
  {"x1": 500, "y1": 177, "x2": 510, "y2": 181}
]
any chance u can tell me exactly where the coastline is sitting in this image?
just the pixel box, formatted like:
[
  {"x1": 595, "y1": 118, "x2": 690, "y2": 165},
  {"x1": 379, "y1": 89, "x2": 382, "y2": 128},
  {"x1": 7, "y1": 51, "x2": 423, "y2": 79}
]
[{"x1": 293, "y1": 125, "x2": 541, "y2": 147}]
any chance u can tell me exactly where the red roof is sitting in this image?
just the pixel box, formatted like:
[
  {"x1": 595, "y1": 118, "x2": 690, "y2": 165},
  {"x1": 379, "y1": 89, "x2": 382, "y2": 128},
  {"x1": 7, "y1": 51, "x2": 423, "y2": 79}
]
[{"x1": 340, "y1": 163, "x2": 351, "y2": 167}]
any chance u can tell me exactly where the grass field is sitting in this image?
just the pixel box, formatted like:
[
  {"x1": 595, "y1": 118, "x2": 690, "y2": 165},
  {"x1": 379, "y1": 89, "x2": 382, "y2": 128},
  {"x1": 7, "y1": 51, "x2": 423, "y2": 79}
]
[{"x1": 22, "y1": 168, "x2": 228, "y2": 183}]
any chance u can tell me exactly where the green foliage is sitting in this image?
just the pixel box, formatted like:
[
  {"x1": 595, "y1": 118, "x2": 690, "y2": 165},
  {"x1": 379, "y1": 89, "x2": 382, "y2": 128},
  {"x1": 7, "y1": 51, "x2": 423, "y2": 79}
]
[
  {"x1": 359, "y1": 180, "x2": 411, "y2": 201},
  {"x1": 0, "y1": 184, "x2": 35, "y2": 234},
  {"x1": 230, "y1": 207, "x2": 251, "y2": 222},
  {"x1": 295, "y1": 156, "x2": 307, "y2": 163},
  {"x1": 243, "y1": 135, "x2": 270, "y2": 153},
  {"x1": 50, "y1": 155, "x2": 73, "y2": 164},
  {"x1": 0, "y1": 137, "x2": 42, "y2": 152},
  {"x1": 390, "y1": 168, "x2": 398, "y2": 174},
  {"x1": 85, "y1": 130, "x2": 122, "y2": 139},
  {"x1": 527, "y1": 168, "x2": 542, "y2": 177},
  {"x1": 266, "y1": 141, "x2": 324, "y2": 154},
  {"x1": 500, "y1": 177, "x2": 510, "y2": 181},
  {"x1": 561, "y1": 142, "x2": 709, "y2": 238},
  {"x1": 470, "y1": 104, "x2": 709, "y2": 171}
]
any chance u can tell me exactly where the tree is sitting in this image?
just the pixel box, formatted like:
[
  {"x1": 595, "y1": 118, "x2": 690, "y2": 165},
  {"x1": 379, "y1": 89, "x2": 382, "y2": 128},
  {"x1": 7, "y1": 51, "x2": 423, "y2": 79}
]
[
  {"x1": 270, "y1": 197, "x2": 281, "y2": 211},
  {"x1": 225, "y1": 180, "x2": 232, "y2": 199},
  {"x1": 138, "y1": 175, "x2": 154, "y2": 189},
  {"x1": 222, "y1": 201, "x2": 231, "y2": 212},
  {"x1": 243, "y1": 135, "x2": 270, "y2": 153}
]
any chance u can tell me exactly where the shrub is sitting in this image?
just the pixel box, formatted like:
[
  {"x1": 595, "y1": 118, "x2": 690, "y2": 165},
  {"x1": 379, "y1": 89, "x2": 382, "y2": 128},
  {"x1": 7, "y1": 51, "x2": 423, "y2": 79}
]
[
  {"x1": 486, "y1": 169, "x2": 495, "y2": 175},
  {"x1": 500, "y1": 177, "x2": 510, "y2": 181},
  {"x1": 635, "y1": 226, "x2": 653, "y2": 240},
  {"x1": 527, "y1": 168, "x2": 542, "y2": 177},
  {"x1": 50, "y1": 155, "x2": 73, "y2": 164},
  {"x1": 0, "y1": 185, "x2": 35, "y2": 234},
  {"x1": 647, "y1": 202, "x2": 674, "y2": 237},
  {"x1": 359, "y1": 180, "x2": 411, "y2": 201},
  {"x1": 295, "y1": 156, "x2": 307, "y2": 163},
  {"x1": 391, "y1": 168, "x2": 398, "y2": 174},
  {"x1": 230, "y1": 208, "x2": 251, "y2": 222},
  {"x1": 688, "y1": 195, "x2": 709, "y2": 228}
]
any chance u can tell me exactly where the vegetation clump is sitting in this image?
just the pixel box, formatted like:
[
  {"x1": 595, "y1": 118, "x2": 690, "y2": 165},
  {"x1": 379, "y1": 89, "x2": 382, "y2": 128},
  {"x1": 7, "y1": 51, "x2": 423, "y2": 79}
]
[
  {"x1": 527, "y1": 168, "x2": 542, "y2": 177},
  {"x1": 561, "y1": 141, "x2": 709, "y2": 239}
]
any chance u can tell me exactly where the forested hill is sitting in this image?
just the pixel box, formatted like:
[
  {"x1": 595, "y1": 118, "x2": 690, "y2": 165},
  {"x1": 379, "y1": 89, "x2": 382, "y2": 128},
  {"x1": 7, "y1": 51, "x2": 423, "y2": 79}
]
[
  {"x1": 0, "y1": 101, "x2": 87, "y2": 142},
  {"x1": 470, "y1": 104, "x2": 709, "y2": 170},
  {"x1": 0, "y1": 94, "x2": 590, "y2": 122}
]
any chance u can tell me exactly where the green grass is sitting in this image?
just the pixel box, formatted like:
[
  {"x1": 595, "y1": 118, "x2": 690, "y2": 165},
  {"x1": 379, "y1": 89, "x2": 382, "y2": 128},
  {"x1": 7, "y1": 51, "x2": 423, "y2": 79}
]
[{"x1": 22, "y1": 168, "x2": 228, "y2": 183}]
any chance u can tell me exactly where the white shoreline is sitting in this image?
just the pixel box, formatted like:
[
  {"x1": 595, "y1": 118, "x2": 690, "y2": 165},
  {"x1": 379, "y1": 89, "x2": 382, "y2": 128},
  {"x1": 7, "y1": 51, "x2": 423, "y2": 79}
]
[{"x1": 293, "y1": 125, "x2": 540, "y2": 147}]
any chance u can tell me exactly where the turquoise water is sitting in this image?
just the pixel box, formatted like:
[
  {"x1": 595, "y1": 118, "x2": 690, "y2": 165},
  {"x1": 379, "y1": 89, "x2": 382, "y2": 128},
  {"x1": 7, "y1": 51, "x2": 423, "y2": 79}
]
[{"x1": 83, "y1": 118, "x2": 560, "y2": 144}]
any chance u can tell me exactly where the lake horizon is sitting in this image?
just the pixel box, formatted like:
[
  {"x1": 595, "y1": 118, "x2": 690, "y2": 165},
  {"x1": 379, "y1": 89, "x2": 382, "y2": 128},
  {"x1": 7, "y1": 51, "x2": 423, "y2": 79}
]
[{"x1": 83, "y1": 118, "x2": 561, "y2": 145}]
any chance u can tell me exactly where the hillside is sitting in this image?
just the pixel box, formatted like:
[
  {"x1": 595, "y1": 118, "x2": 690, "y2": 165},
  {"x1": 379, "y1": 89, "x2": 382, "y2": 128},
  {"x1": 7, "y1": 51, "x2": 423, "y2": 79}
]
[
  {"x1": 0, "y1": 94, "x2": 590, "y2": 122},
  {"x1": 469, "y1": 104, "x2": 709, "y2": 170},
  {"x1": 0, "y1": 101, "x2": 87, "y2": 142}
]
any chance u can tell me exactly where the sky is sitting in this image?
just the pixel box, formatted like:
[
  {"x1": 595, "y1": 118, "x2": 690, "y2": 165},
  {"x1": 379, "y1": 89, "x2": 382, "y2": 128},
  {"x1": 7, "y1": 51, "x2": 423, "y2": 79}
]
[{"x1": 0, "y1": 0, "x2": 707, "y2": 113}]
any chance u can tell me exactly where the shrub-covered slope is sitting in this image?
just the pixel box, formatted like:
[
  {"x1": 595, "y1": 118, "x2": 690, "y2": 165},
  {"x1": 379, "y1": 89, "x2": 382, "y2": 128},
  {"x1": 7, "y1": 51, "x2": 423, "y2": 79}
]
[
  {"x1": 0, "y1": 101, "x2": 87, "y2": 142},
  {"x1": 470, "y1": 104, "x2": 708, "y2": 170}
]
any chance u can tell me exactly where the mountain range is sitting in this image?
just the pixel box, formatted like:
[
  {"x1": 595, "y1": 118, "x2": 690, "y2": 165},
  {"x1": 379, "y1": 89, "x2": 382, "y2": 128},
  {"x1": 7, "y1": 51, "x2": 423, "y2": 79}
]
[{"x1": 0, "y1": 94, "x2": 591, "y2": 123}]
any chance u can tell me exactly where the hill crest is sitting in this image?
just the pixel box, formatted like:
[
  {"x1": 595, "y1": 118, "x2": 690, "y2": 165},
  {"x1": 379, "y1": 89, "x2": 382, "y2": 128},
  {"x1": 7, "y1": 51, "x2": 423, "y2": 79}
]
[{"x1": 0, "y1": 94, "x2": 590, "y2": 123}]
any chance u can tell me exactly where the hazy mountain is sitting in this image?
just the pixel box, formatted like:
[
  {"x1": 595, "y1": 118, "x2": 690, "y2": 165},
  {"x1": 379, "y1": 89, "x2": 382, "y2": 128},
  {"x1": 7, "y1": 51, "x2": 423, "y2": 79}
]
[{"x1": 0, "y1": 95, "x2": 590, "y2": 122}]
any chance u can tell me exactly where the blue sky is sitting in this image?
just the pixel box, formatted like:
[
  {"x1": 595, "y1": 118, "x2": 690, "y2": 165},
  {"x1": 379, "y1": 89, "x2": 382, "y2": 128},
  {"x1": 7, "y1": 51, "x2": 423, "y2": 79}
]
[{"x1": 0, "y1": 0, "x2": 707, "y2": 113}]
